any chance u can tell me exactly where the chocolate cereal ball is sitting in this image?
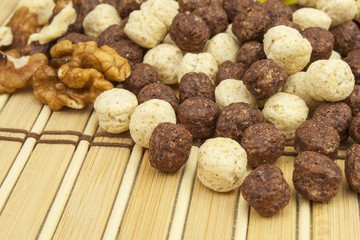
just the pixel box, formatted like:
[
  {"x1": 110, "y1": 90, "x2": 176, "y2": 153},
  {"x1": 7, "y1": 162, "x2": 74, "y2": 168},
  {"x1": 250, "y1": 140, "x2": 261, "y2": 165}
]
[
  {"x1": 177, "y1": 97, "x2": 220, "y2": 139},
  {"x1": 235, "y1": 41, "x2": 266, "y2": 67},
  {"x1": 345, "y1": 144, "x2": 360, "y2": 192},
  {"x1": 232, "y1": 4, "x2": 271, "y2": 43},
  {"x1": 97, "y1": 24, "x2": 127, "y2": 47},
  {"x1": 242, "y1": 164, "x2": 291, "y2": 217},
  {"x1": 262, "y1": 0, "x2": 292, "y2": 22},
  {"x1": 117, "y1": 0, "x2": 144, "y2": 18},
  {"x1": 58, "y1": 32, "x2": 92, "y2": 44},
  {"x1": 215, "y1": 60, "x2": 247, "y2": 86},
  {"x1": 330, "y1": 21, "x2": 360, "y2": 57},
  {"x1": 193, "y1": 3, "x2": 228, "y2": 37},
  {"x1": 312, "y1": 102, "x2": 352, "y2": 142},
  {"x1": 216, "y1": 102, "x2": 264, "y2": 143},
  {"x1": 293, "y1": 151, "x2": 342, "y2": 202},
  {"x1": 344, "y1": 49, "x2": 360, "y2": 85},
  {"x1": 179, "y1": 72, "x2": 215, "y2": 103},
  {"x1": 267, "y1": 18, "x2": 302, "y2": 32},
  {"x1": 138, "y1": 83, "x2": 179, "y2": 112},
  {"x1": 344, "y1": 85, "x2": 360, "y2": 116},
  {"x1": 169, "y1": 13, "x2": 210, "y2": 52},
  {"x1": 149, "y1": 122, "x2": 193, "y2": 173},
  {"x1": 123, "y1": 63, "x2": 161, "y2": 96},
  {"x1": 241, "y1": 123, "x2": 286, "y2": 168},
  {"x1": 349, "y1": 113, "x2": 360, "y2": 143},
  {"x1": 178, "y1": 0, "x2": 210, "y2": 12},
  {"x1": 302, "y1": 27, "x2": 334, "y2": 63},
  {"x1": 222, "y1": 0, "x2": 253, "y2": 22},
  {"x1": 294, "y1": 119, "x2": 340, "y2": 160},
  {"x1": 243, "y1": 59, "x2": 288, "y2": 100}
]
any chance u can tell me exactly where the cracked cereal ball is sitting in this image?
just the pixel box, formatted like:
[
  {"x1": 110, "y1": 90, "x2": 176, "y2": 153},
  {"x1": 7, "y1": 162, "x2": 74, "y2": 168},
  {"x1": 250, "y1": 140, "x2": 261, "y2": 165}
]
[
  {"x1": 243, "y1": 59, "x2": 288, "y2": 100},
  {"x1": 330, "y1": 21, "x2": 360, "y2": 57},
  {"x1": 138, "y1": 83, "x2": 179, "y2": 112},
  {"x1": 297, "y1": 0, "x2": 316, "y2": 7},
  {"x1": 198, "y1": 137, "x2": 248, "y2": 192},
  {"x1": 129, "y1": 99, "x2": 176, "y2": 148},
  {"x1": 305, "y1": 59, "x2": 355, "y2": 102},
  {"x1": 123, "y1": 63, "x2": 160, "y2": 96},
  {"x1": 149, "y1": 122, "x2": 193, "y2": 173},
  {"x1": 345, "y1": 86, "x2": 360, "y2": 116},
  {"x1": 293, "y1": 151, "x2": 342, "y2": 202},
  {"x1": 263, "y1": 25, "x2": 312, "y2": 75},
  {"x1": 205, "y1": 33, "x2": 240, "y2": 64},
  {"x1": 179, "y1": 72, "x2": 215, "y2": 103},
  {"x1": 18, "y1": 0, "x2": 55, "y2": 25},
  {"x1": 263, "y1": 92, "x2": 309, "y2": 140},
  {"x1": 193, "y1": 3, "x2": 228, "y2": 37},
  {"x1": 94, "y1": 88, "x2": 138, "y2": 134},
  {"x1": 178, "y1": 52, "x2": 218, "y2": 84},
  {"x1": 316, "y1": 0, "x2": 357, "y2": 27},
  {"x1": 216, "y1": 102, "x2": 264, "y2": 142},
  {"x1": 349, "y1": 113, "x2": 360, "y2": 143},
  {"x1": 232, "y1": 4, "x2": 270, "y2": 43},
  {"x1": 117, "y1": 0, "x2": 144, "y2": 19},
  {"x1": 177, "y1": 97, "x2": 220, "y2": 139},
  {"x1": 241, "y1": 123, "x2": 285, "y2": 169},
  {"x1": 169, "y1": 13, "x2": 210, "y2": 52},
  {"x1": 143, "y1": 43, "x2": 183, "y2": 85},
  {"x1": 302, "y1": 27, "x2": 334, "y2": 64},
  {"x1": 242, "y1": 164, "x2": 290, "y2": 217},
  {"x1": 262, "y1": 0, "x2": 292, "y2": 22},
  {"x1": 222, "y1": 0, "x2": 253, "y2": 22},
  {"x1": 345, "y1": 144, "x2": 360, "y2": 193},
  {"x1": 140, "y1": 0, "x2": 179, "y2": 29},
  {"x1": 215, "y1": 60, "x2": 247, "y2": 86},
  {"x1": 235, "y1": 41, "x2": 266, "y2": 67},
  {"x1": 292, "y1": 8, "x2": 332, "y2": 30},
  {"x1": 83, "y1": 4, "x2": 121, "y2": 39},
  {"x1": 178, "y1": 0, "x2": 210, "y2": 12},
  {"x1": 215, "y1": 79, "x2": 257, "y2": 109},
  {"x1": 344, "y1": 49, "x2": 360, "y2": 85},
  {"x1": 294, "y1": 120, "x2": 340, "y2": 159}
]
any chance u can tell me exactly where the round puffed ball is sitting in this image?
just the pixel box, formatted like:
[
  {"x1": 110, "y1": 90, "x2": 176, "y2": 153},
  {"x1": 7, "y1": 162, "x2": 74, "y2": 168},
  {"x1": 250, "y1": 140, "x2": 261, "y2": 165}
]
[
  {"x1": 349, "y1": 113, "x2": 360, "y2": 143},
  {"x1": 242, "y1": 164, "x2": 290, "y2": 217},
  {"x1": 263, "y1": 25, "x2": 312, "y2": 75},
  {"x1": 97, "y1": 24, "x2": 127, "y2": 47},
  {"x1": 293, "y1": 151, "x2": 342, "y2": 202},
  {"x1": 316, "y1": 0, "x2": 358, "y2": 27},
  {"x1": 169, "y1": 13, "x2": 210, "y2": 52},
  {"x1": 222, "y1": 0, "x2": 253, "y2": 22},
  {"x1": 241, "y1": 123, "x2": 286, "y2": 169},
  {"x1": 330, "y1": 21, "x2": 360, "y2": 57},
  {"x1": 215, "y1": 60, "x2": 247, "y2": 86},
  {"x1": 232, "y1": 4, "x2": 271, "y2": 43},
  {"x1": 143, "y1": 43, "x2": 183, "y2": 85},
  {"x1": 149, "y1": 122, "x2": 193, "y2": 173},
  {"x1": 344, "y1": 49, "x2": 360, "y2": 85},
  {"x1": 305, "y1": 59, "x2": 355, "y2": 102},
  {"x1": 117, "y1": 0, "x2": 144, "y2": 19},
  {"x1": 216, "y1": 102, "x2": 264, "y2": 143},
  {"x1": 83, "y1": 4, "x2": 121, "y2": 39},
  {"x1": 178, "y1": 0, "x2": 210, "y2": 12},
  {"x1": 345, "y1": 144, "x2": 360, "y2": 193},
  {"x1": 178, "y1": 52, "x2": 219, "y2": 84},
  {"x1": 138, "y1": 83, "x2": 179, "y2": 112},
  {"x1": 345, "y1": 85, "x2": 360, "y2": 116},
  {"x1": 140, "y1": 0, "x2": 179, "y2": 29},
  {"x1": 292, "y1": 8, "x2": 332, "y2": 30},
  {"x1": 262, "y1": 0, "x2": 292, "y2": 22},
  {"x1": 263, "y1": 92, "x2": 309, "y2": 140},
  {"x1": 179, "y1": 72, "x2": 215, "y2": 103},
  {"x1": 243, "y1": 59, "x2": 288, "y2": 100},
  {"x1": 215, "y1": 79, "x2": 257, "y2": 109},
  {"x1": 329, "y1": 50, "x2": 342, "y2": 60},
  {"x1": 177, "y1": 97, "x2": 220, "y2": 139},
  {"x1": 235, "y1": 41, "x2": 266, "y2": 67},
  {"x1": 297, "y1": 0, "x2": 316, "y2": 7},
  {"x1": 198, "y1": 137, "x2": 248, "y2": 192},
  {"x1": 294, "y1": 120, "x2": 340, "y2": 160},
  {"x1": 129, "y1": 99, "x2": 176, "y2": 148},
  {"x1": 94, "y1": 88, "x2": 138, "y2": 134},
  {"x1": 205, "y1": 33, "x2": 240, "y2": 65}
]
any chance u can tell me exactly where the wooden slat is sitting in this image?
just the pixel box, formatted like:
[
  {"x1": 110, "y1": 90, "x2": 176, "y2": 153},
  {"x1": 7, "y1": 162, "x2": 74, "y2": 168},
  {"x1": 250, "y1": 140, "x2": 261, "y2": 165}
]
[{"x1": 0, "y1": 142, "x2": 22, "y2": 184}]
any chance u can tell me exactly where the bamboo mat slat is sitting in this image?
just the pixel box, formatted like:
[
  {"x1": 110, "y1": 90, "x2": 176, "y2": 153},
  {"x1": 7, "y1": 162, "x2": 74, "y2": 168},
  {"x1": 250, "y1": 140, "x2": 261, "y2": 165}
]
[{"x1": 0, "y1": 94, "x2": 9, "y2": 111}]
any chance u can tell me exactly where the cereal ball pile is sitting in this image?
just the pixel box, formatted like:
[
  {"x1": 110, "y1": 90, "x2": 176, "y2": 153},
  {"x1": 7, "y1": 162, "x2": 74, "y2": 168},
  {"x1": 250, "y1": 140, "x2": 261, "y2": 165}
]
[
  {"x1": 316, "y1": 0, "x2": 358, "y2": 27},
  {"x1": 345, "y1": 144, "x2": 360, "y2": 193},
  {"x1": 292, "y1": 8, "x2": 332, "y2": 30}
]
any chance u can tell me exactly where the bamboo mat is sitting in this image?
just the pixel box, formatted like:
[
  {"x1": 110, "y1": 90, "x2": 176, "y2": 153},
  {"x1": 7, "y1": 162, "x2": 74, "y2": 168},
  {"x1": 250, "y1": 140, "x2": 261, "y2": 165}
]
[{"x1": 1, "y1": 2, "x2": 360, "y2": 240}]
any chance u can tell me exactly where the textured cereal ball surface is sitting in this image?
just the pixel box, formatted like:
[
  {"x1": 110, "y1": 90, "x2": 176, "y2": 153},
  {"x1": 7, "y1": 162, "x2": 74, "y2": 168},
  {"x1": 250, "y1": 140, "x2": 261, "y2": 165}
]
[
  {"x1": 216, "y1": 102, "x2": 264, "y2": 143},
  {"x1": 316, "y1": 0, "x2": 358, "y2": 27},
  {"x1": 215, "y1": 60, "x2": 247, "y2": 86},
  {"x1": 198, "y1": 137, "x2": 247, "y2": 192},
  {"x1": 292, "y1": 8, "x2": 332, "y2": 30},
  {"x1": 262, "y1": 0, "x2": 292, "y2": 22},
  {"x1": 105, "y1": 38, "x2": 144, "y2": 67},
  {"x1": 243, "y1": 59, "x2": 288, "y2": 100},
  {"x1": 222, "y1": 0, "x2": 253, "y2": 22},
  {"x1": 294, "y1": 120, "x2": 340, "y2": 160},
  {"x1": 241, "y1": 123, "x2": 286, "y2": 169},
  {"x1": 235, "y1": 41, "x2": 265, "y2": 67},
  {"x1": 178, "y1": 0, "x2": 210, "y2": 12},
  {"x1": 179, "y1": 72, "x2": 215, "y2": 103},
  {"x1": 349, "y1": 113, "x2": 360, "y2": 143},
  {"x1": 305, "y1": 59, "x2": 355, "y2": 102},
  {"x1": 97, "y1": 24, "x2": 127, "y2": 47},
  {"x1": 266, "y1": 19, "x2": 302, "y2": 33},
  {"x1": 129, "y1": 99, "x2": 176, "y2": 148},
  {"x1": 330, "y1": 21, "x2": 360, "y2": 57},
  {"x1": 302, "y1": 27, "x2": 334, "y2": 64},
  {"x1": 177, "y1": 97, "x2": 220, "y2": 139},
  {"x1": 149, "y1": 122, "x2": 193, "y2": 173},
  {"x1": 94, "y1": 88, "x2": 138, "y2": 134},
  {"x1": 344, "y1": 85, "x2": 360, "y2": 116},
  {"x1": 138, "y1": 83, "x2": 179, "y2": 112},
  {"x1": 344, "y1": 49, "x2": 360, "y2": 85},
  {"x1": 293, "y1": 151, "x2": 342, "y2": 202},
  {"x1": 345, "y1": 144, "x2": 360, "y2": 193},
  {"x1": 117, "y1": 0, "x2": 144, "y2": 18},
  {"x1": 205, "y1": 33, "x2": 240, "y2": 65},
  {"x1": 169, "y1": 13, "x2": 210, "y2": 52},
  {"x1": 242, "y1": 164, "x2": 291, "y2": 217}
]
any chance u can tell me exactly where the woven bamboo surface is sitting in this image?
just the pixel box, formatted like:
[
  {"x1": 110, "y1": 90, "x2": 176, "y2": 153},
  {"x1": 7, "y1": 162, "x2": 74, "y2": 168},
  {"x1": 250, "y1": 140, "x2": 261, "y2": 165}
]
[{"x1": 1, "y1": 2, "x2": 360, "y2": 239}]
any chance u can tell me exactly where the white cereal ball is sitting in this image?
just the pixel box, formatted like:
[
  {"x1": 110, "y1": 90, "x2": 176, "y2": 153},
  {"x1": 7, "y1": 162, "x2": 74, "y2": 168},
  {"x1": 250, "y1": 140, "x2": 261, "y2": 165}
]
[
  {"x1": 283, "y1": 72, "x2": 319, "y2": 112},
  {"x1": 141, "y1": 0, "x2": 179, "y2": 29},
  {"x1": 316, "y1": 0, "x2": 358, "y2": 27},
  {"x1": 125, "y1": 10, "x2": 167, "y2": 49},
  {"x1": 215, "y1": 79, "x2": 257, "y2": 109},
  {"x1": 143, "y1": 43, "x2": 183, "y2": 85},
  {"x1": 83, "y1": 4, "x2": 121, "y2": 38},
  {"x1": 197, "y1": 137, "x2": 248, "y2": 192},
  {"x1": 263, "y1": 25, "x2": 312, "y2": 75},
  {"x1": 305, "y1": 59, "x2": 355, "y2": 102},
  {"x1": 297, "y1": 0, "x2": 317, "y2": 7},
  {"x1": 292, "y1": 8, "x2": 332, "y2": 30},
  {"x1": 205, "y1": 33, "x2": 240, "y2": 64},
  {"x1": 263, "y1": 92, "x2": 309, "y2": 140},
  {"x1": 0, "y1": 27, "x2": 13, "y2": 47},
  {"x1": 225, "y1": 24, "x2": 239, "y2": 44},
  {"x1": 178, "y1": 52, "x2": 218, "y2": 84},
  {"x1": 329, "y1": 50, "x2": 341, "y2": 60},
  {"x1": 18, "y1": 0, "x2": 55, "y2": 25},
  {"x1": 355, "y1": 1, "x2": 360, "y2": 23},
  {"x1": 94, "y1": 88, "x2": 138, "y2": 134},
  {"x1": 129, "y1": 99, "x2": 176, "y2": 148}
]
